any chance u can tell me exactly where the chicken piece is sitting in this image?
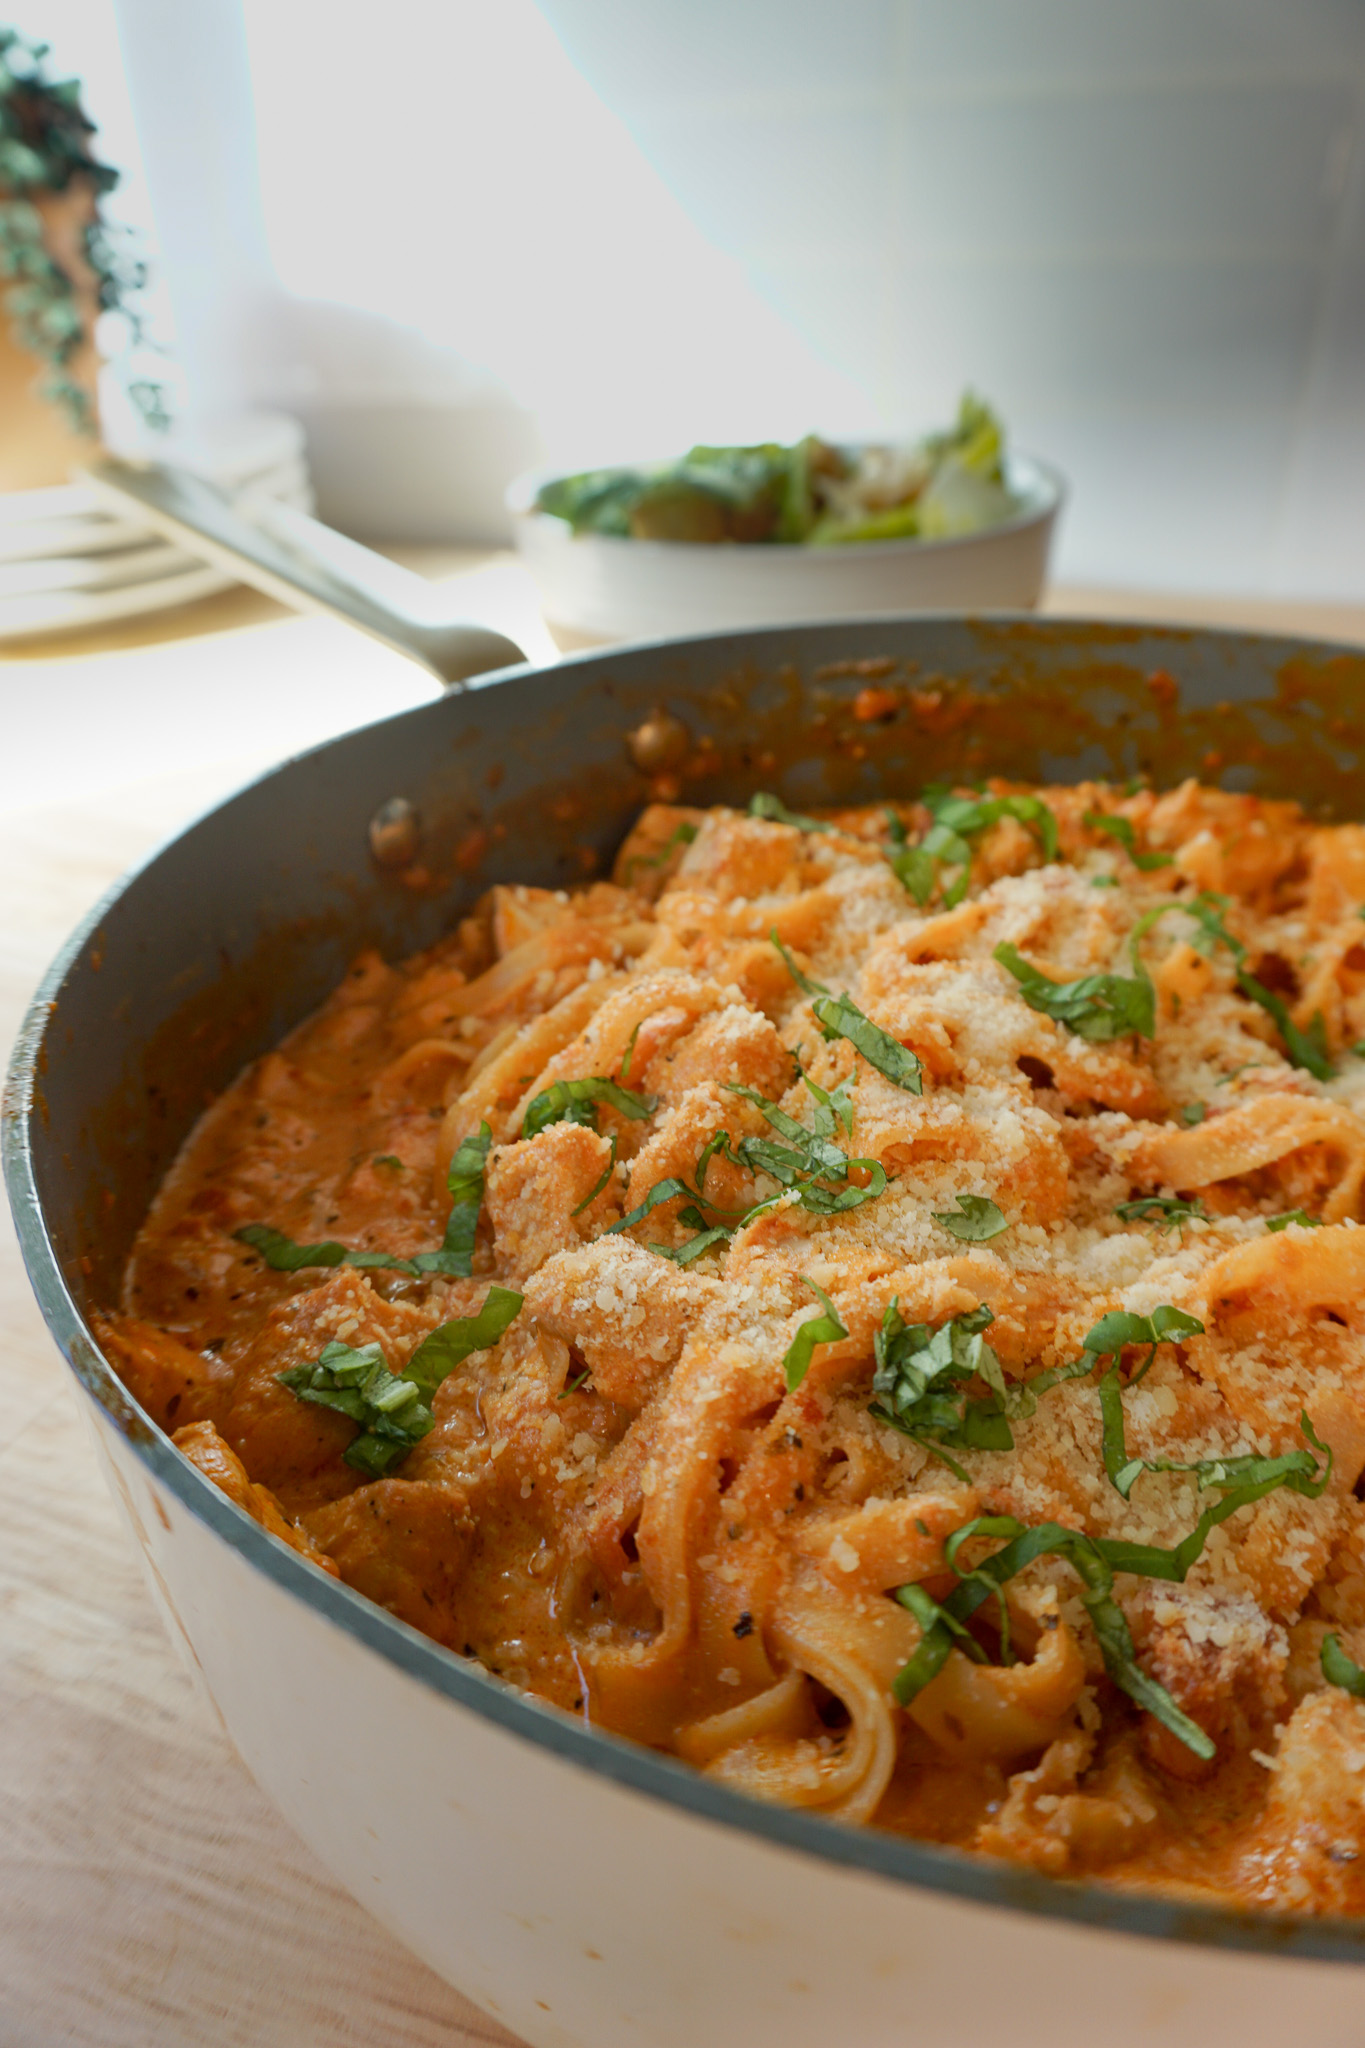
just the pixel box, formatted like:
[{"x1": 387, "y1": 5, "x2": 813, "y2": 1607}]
[
  {"x1": 1239, "y1": 1687, "x2": 1365, "y2": 1913},
  {"x1": 303, "y1": 1479, "x2": 473, "y2": 1648},
  {"x1": 173, "y1": 1420, "x2": 338, "y2": 1575},
  {"x1": 93, "y1": 1312, "x2": 235, "y2": 1433}
]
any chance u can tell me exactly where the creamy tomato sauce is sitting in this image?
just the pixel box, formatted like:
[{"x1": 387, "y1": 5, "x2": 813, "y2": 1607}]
[{"x1": 99, "y1": 781, "x2": 1365, "y2": 1914}]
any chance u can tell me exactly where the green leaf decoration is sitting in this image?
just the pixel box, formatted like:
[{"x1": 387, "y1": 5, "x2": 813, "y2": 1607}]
[
  {"x1": 277, "y1": 1340, "x2": 434, "y2": 1479},
  {"x1": 1322, "y1": 1633, "x2": 1365, "y2": 1699},
  {"x1": 522, "y1": 1076, "x2": 658, "y2": 1139},
  {"x1": 869, "y1": 1302, "x2": 1013, "y2": 1478},
  {"x1": 440, "y1": 1120, "x2": 492, "y2": 1275},
  {"x1": 771, "y1": 932, "x2": 922, "y2": 1094},
  {"x1": 993, "y1": 940, "x2": 1155, "y2": 1042},
  {"x1": 1082, "y1": 809, "x2": 1172, "y2": 870},
  {"x1": 933, "y1": 1194, "x2": 1008, "y2": 1242},
  {"x1": 749, "y1": 792, "x2": 831, "y2": 832},
  {"x1": 1114, "y1": 1195, "x2": 1208, "y2": 1232},
  {"x1": 1265, "y1": 1209, "x2": 1323, "y2": 1232},
  {"x1": 276, "y1": 1288, "x2": 522, "y2": 1477},
  {"x1": 1131, "y1": 893, "x2": 1333, "y2": 1080},
  {"x1": 891, "y1": 1514, "x2": 1217, "y2": 1759},
  {"x1": 782, "y1": 1279, "x2": 848, "y2": 1391},
  {"x1": 402, "y1": 1287, "x2": 524, "y2": 1400}
]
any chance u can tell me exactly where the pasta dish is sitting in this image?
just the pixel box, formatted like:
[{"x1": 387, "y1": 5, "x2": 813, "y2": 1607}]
[{"x1": 98, "y1": 777, "x2": 1365, "y2": 1913}]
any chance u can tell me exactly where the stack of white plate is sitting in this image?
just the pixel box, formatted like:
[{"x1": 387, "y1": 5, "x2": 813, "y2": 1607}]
[{"x1": 0, "y1": 411, "x2": 313, "y2": 641}]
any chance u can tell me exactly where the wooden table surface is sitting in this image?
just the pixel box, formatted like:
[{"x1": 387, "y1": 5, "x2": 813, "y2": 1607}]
[{"x1": 4, "y1": 561, "x2": 1364, "y2": 2045}]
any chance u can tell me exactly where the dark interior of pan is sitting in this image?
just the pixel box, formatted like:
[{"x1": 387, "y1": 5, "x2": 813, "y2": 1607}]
[{"x1": 14, "y1": 613, "x2": 1365, "y2": 1320}]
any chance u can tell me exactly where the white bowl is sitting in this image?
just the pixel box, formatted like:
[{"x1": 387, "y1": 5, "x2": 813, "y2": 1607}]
[{"x1": 509, "y1": 452, "x2": 1064, "y2": 640}]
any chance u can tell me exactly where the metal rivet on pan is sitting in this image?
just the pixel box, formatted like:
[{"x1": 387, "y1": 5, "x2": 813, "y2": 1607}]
[
  {"x1": 626, "y1": 709, "x2": 690, "y2": 775},
  {"x1": 369, "y1": 797, "x2": 420, "y2": 868}
]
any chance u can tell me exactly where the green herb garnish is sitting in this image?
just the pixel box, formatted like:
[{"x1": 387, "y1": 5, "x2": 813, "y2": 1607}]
[
  {"x1": 1083, "y1": 1304, "x2": 1205, "y2": 1382},
  {"x1": 522, "y1": 1077, "x2": 658, "y2": 1139},
  {"x1": 869, "y1": 1303, "x2": 1013, "y2": 1479},
  {"x1": 723, "y1": 1080, "x2": 889, "y2": 1215},
  {"x1": 782, "y1": 1279, "x2": 847, "y2": 1391},
  {"x1": 401, "y1": 1285, "x2": 524, "y2": 1397},
  {"x1": 441, "y1": 1119, "x2": 492, "y2": 1277},
  {"x1": 279, "y1": 1340, "x2": 435, "y2": 1477},
  {"x1": 238, "y1": 1117, "x2": 495, "y2": 1281},
  {"x1": 1115, "y1": 1194, "x2": 1209, "y2": 1232},
  {"x1": 993, "y1": 940, "x2": 1155, "y2": 1042},
  {"x1": 1266, "y1": 1209, "x2": 1323, "y2": 1232},
  {"x1": 1082, "y1": 809, "x2": 1173, "y2": 870},
  {"x1": 1181, "y1": 1101, "x2": 1206, "y2": 1125},
  {"x1": 1098, "y1": 1371, "x2": 1331, "y2": 1508},
  {"x1": 933, "y1": 1194, "x2": 1008, "y2": 1242},
  {"x1": 373, "y1": 1155, "x2": 403, "y2": 1171},
  {"x1": 772, "y1": 932, "x2": 922, "y2": 1094},
  {"x1": 886, "y1": 786, "x2": 1058, "y2": 909},
  {"x1": 891, "y1": 1514, "x2": 1216, "y2": 1758},
  {"x1": 749, "y1": 792, "x2": 830, "y2": 833},
  {"x1": 276, "y1": 1286, "x2": 522, "y2": 1478},
  {"x1": 571, "y1": 1136, "x2": 618, "y2": 1218},
  {"x1": 1131, "y1": 893, "x2": 1332, "y2": 1080},
  {"x1": 623, "y1": 820, "x2": 698, "y2": 881},
  {"x1": 1322, "y1": 1633, "x2": 1365, "y2": 1698}
]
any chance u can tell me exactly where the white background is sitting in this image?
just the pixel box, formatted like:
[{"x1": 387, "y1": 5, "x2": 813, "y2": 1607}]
[{"x1": 21, "y1": 0, "x2": 1365, "y2": 596}]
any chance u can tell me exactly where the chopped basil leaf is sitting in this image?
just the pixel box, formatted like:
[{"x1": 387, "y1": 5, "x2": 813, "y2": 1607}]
[
  {"x1": 927, "y1": 786, "x2": 1059, "y2": 862},
  {"x1": 723, "y1": 1082, "x2": 889, "y2": 1214},
  {"x1": 1082, "y1": 809, "x2": 1172, "y2": 870},
  {"x1": 1322, "y1": 1632, "x2": 1365, "y2": 1698},
  {"x1": 608, "y1": 1174, "x2": 721, "y2": 1236},
  {"x1": 1237, "y1": 975, "x2": 1332, "y2": 1081},
  {"x1": 993, "y1": 940, "x2": 1155, "y2": 1042},
  {"x1": 749, "y1": 791, "x2": 830, "y2": 832},
  {"x1": 1082, "y1": 1303, "x2": 1204, "y2": 1385},
  {"x1": 782, "y1": 1278, "x2": 847, "y2": 1391},
  {"x1": 894, "y1": 1581, "x2": 989, "y2": 1675},
  {"x1": 522, "y1": 1075, "x2": 658, "y2": 1139},
  {"x1": 278, "y1": 1338, "x2": 435, "y2": 1478},
  {"x1": 650, "y1": 1224, "x2": 730, "y2": 1265},
  {"x1": 1266, "y1": 1208, "x2": 1323, "y2": 1232},
  {"x1": 802, "y1": 1069, "x2": 856, "y2": 1138},
  {"x1": 441, "y1": 1119, "x2": 492, "y2": 1277},
  {"x1": 402, "y1": 1286, "x2": 524, "y2": 1401},
  {"x1": 235, "y1": 1221, "x2": 471, "y2": 1280},
  {"x1": 725, "y1": 1081, "x2": 849, "y2": 1179},
  {"x1": 1115, "y1": 1194, "x2": 1209, "y2": 1232},
  {"x1": 558, "y1": 1365, "x2": 591, "y2": 1400},
  {"x1": 771, "y1": 931, "x2": 922, "y2": 1094},
  {"x1": 1091, "y1": 874, "x2": 1119, "y2": 889},
  {"x1": 619, "y1": 1022, "x2": 642, "y2": 1083},
  {"x1": 933, "y1": 1193, "x2": 1008, "y2": 1242},
  {"x1": 373, "y1": 1154, "x2": 403, "y2": 1170},
  {"x1": 623, "y1": 819, "x2": 698, "y2": 880},
  {"x1": 869, "y1": 1302, "x2": 1012, "y2": 1476},
  {"x1": 1181, "y1": 1101, "x2": 1206, "y2": 1126},
  {"x1": 892, "y1": 1514, "x2": 1216, "y2": 1758},
  {"x1": 1100, "y1": 1368, "x2": 1331, "y2": 1506},
  {"x1": 885, "y1": 786, "x2": 1057, "y2": 909},
  {"x1": 571, "y1": 1135, "x2": 618, "y2": 1217},
  {"x1": 893, "y1": 1518, "x2": 1202, "y2": 1752},
  {"x1": 1133, "y1": 893, "x2": 1333, "y2": 1080},
  {"x1": 889, "y1": 842, "x2": 937, "y2": 906}
]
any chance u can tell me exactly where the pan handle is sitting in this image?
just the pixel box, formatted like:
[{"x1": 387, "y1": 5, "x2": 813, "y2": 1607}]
[{"x1": 81, "y1": 458, "x2": 528, "y2": 689}]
